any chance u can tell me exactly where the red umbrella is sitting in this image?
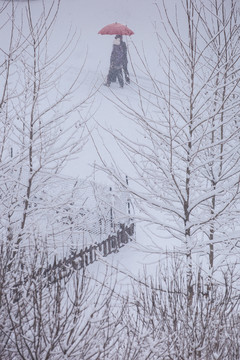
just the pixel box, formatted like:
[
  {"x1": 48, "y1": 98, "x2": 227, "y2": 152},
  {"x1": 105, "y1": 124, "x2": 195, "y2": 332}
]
[{"x1": 98, "y1": 22, "x2": 134, "y2": 36}]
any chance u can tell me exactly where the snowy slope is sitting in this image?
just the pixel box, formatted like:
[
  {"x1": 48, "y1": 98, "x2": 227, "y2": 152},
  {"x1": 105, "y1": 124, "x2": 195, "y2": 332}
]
[
  {"x1": 37, "y1": 0, "x2": 160, "y2": 180},
  {"x1": 1, "y1": 0, "x2": 178, "y2": 280},
  {"x1": 52, "y1": 0, "x2": 175, "y2": 277}
]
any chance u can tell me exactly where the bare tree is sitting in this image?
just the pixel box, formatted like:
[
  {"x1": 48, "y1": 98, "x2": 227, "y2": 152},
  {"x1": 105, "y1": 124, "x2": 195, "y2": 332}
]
[
  {"x1": 0, "y1": 0, "x2": 93, "y2": 261},
  {"x1": 120, "y1": 255, "x2": 240, "y2": 360},
  {"x1": 1, "y1": 240, "x2": 239, "y2": 359},
  {"x1": 101, "y1": 0, "x2": 240, "y2": 299},
  {"x1": 0, "y1": 242, "x2": 127, "y2": 359},
  {"x1": 197, "y1": 0, "x2": 240, "y2": 271}
]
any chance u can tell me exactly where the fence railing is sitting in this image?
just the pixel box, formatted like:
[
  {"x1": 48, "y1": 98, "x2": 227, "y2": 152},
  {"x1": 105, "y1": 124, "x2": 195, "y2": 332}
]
[{"x1": 38, "y1": 223, "x2": 134, "y2": 283}]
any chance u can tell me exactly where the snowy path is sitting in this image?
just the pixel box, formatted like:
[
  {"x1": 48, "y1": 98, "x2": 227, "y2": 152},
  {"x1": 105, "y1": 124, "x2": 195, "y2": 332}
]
[
  {"x1": 7, "y1": 0, "x2": 172, "y2": 277},
  {"x1": 54, "y1": 1, "x2": 173, "y2": 276}
]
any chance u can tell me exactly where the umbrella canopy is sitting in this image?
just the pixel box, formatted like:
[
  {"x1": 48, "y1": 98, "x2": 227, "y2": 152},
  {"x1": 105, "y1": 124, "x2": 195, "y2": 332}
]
[{"x1": 98, "y1": 22, "x2": 134, "y2": 36}]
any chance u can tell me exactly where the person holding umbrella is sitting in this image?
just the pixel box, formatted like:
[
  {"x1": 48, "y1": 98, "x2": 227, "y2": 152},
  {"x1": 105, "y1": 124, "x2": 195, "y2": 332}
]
[
  {"x1": 110, "y1": 35, "x2": 130, "y2": 85},
  {"x1": 104, "y1": 36, "x2": 124, "y2": 88},
  {"x1": 98, "y1": 22, "x2": 134, "y2": 88}
]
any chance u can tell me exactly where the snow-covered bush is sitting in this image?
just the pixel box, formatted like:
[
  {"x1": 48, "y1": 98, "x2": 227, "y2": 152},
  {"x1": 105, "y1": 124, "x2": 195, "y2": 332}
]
[
  {"x1": 0, "y1": 242, "x2": 127, "y2": 360},
  {"x1": 119, "y1": 257, "x2": 240, "y2": 360},
  {"x1": 1, "y1": 247, "x2": 239, "y2": 359}
]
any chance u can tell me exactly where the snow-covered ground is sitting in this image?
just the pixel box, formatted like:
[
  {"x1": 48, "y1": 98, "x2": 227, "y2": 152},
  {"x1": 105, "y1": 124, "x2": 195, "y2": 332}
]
[
  {"x1": 55, "y1": 0, "x2": 160, "y2": 180},
  {"x1": 54, "y1": 0, "x2": 176, "y2": 278},
  {"x1": 0, "y1": 0, "x2": 171, "y2": 280},
  {"x1": 4, "y1": 0, "x2": 237, "y2": 285},
  {"x1": 51, "y1": 0, "x2": 175, "y2": 275}
]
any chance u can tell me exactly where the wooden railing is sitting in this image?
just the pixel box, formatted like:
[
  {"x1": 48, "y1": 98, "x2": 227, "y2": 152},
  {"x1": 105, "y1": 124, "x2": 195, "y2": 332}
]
[{"x1": 38, "y1": 223, "x2": 134, "y2": 283}]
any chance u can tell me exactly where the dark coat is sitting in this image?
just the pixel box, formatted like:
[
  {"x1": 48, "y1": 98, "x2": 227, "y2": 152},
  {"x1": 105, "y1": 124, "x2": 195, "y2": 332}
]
[
  {"x1": 120, "y1": 41, "x2": 128, "y2": 66},
  {"x1": 110, "y1": 44, "x2": 124, "y2": 69}
]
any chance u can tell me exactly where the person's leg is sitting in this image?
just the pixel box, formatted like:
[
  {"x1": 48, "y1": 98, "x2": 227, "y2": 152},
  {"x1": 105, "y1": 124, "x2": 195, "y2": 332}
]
[
  {"x1": 123, "y1": 65, "x2": 130, "y2": 83},
  {"x1": 104, "y1": 68, "x2": 115, "y2": 86},
  {"x1": 110, "y1": 70, "x2": 116, "y2": 82},
  {"x1": 116, "y1": 69, "x2": 124, "y2": 87}
]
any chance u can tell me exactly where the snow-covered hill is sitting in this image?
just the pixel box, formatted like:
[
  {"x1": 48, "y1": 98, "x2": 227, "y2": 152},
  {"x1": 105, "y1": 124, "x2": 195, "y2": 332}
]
[{"x1": 0, "y1": 0, "x2": 168, "y2": 278}]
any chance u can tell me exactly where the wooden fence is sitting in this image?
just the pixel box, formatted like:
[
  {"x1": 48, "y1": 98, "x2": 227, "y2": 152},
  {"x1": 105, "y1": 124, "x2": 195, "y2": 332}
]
[{"x1": 38, "y1": 223, "x2": 134, "y2": 283}]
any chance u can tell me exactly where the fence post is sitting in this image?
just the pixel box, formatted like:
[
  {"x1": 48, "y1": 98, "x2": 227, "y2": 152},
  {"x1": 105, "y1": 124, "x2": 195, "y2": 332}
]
[
  {"x1": 121, "y1": 224, "x2": 128, "y2": 244},
  {"x1": 107, "y1": 236, "x2": 112, "y2": 255},
  {"x1": 79, "y1": 249, "x2": 84, "y2": 269},
  {"x1": 84, "y1": 247, "x2": 89, "y2": 266},
  {"x1": 89, "y1": 245, "x2": 94, "y2": 264},
  {"x1": 98, "y1": 241, "x2": 103, "y2": 254},
  {"x1": 103, "y1": 239, "x2": 108, "y2": 257},
  {"x1": 53, "y1": 255, "x2": 57, "y2": 270},
  {"x1": 93, "y1": 243, "x2": 98, "y2": 262},
  {"x1": 125, "y1": 223, "x2": 134, "y2": 237},
  {"x1": 112, "y1": 235, "x2": 118, "y2": 253}
]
